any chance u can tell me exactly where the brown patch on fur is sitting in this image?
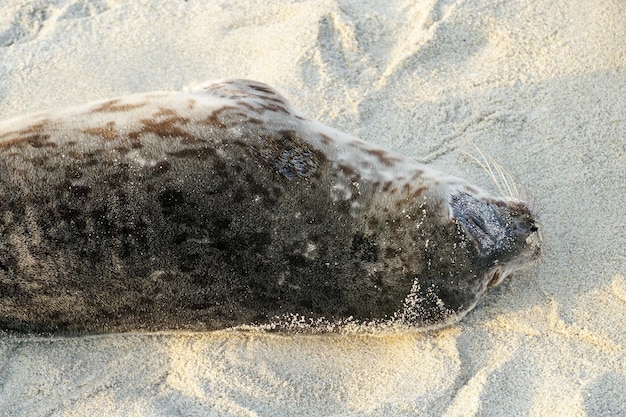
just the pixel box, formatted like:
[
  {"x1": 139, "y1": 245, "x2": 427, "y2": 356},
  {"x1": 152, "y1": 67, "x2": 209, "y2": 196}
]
[
  {"x1": 23, "y1": 134, "x2": 54, "y2": 148},
  {"x1": 320, "y1": 134, "x2": 334, "y2": 145},
  {"x1": 202, "y1": 106, "x2": 235, "y2": 128},
  {"x1": 251, "y1": 102, "x2": 289, "y2": 115},
  {"x1": 411, "y1": 170, "x2": 425, "y2": 181},
  {"x1": 338, "y1": 164, "x2": 360, "y2": 182},
  {"x1": 91, "y1": 99, "x2": 148, "y2": 113},
  {"x1": 348, "y1": 140, "x2": 365, "y2": 149},
  {"x1": 367, "y1": 217, "x2": 380, "y2": 228},
  {"x1": 128, "y1": 116, "x2": 196, "y2": 143},
  {"x1": 365, "y1": 149, "x2": 402, "y2": 166},
  {"x1": 409, "y1": 186, "x2": 427, "y2": 199},
  {"x1": 246, "y1": 83, "x2": 276, "y2": 95},
  {"x1": 83, "y1": 121, "x2": 118, "y2": 141},
  {"x1": 153, "y1": 107, "x2": 179, "y2": 118},
  {"x1": 188, "y1": 98, "x2": 197, "y2": 109},
  {"x1": 382, "y1": 181, "x2": 393, "y2": 192},
  {"x1": 0, "y1": 119, "x2": 54, "y2": 147}
]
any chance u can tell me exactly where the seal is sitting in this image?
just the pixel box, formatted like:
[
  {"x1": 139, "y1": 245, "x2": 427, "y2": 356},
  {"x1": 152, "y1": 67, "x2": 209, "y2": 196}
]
[{"x1": 0, "y1": 79, "x2": 541, "y2": 335}]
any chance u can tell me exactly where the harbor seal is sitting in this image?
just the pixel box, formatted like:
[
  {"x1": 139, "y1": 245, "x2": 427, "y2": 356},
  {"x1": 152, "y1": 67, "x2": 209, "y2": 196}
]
[{"x1": 0, "y1": 79, "x2": 541, "y2": 335}]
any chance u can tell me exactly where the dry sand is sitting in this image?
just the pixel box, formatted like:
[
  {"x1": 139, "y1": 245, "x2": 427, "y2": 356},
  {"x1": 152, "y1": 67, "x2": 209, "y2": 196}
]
[{"x1": 0, "y1": 0, "x2": 624, "y2": 416}]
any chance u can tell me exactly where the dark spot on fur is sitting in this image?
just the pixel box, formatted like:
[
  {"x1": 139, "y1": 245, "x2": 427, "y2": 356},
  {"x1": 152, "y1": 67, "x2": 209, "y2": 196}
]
[
  {"x1": 367, "y1": 217, "x2": 380, "y2": 228},
  {"x1": 152, "y1": 160, "x2": 171, "y2": 175},
  {"x1": 158, "y1": 189, "x2": 185, "y2": 210},
  {"x1": 65, "y1": 166, "x2": 82, "y2": 179},
  {"x1": 69, "y1": 184, "x2": 91, "y2": 197},
  {"x1": 26, "y1": 134, "x2": 55, "y2": 148},
  {"x1": 384, "y1": 246, "x2": 402, "y2": 259},
  {"x1": 167, "y1": 146, "x2": 216, "y2": 160},
  {"x1": 351, "y1": 233, "x2": 379, "y2": 262}
]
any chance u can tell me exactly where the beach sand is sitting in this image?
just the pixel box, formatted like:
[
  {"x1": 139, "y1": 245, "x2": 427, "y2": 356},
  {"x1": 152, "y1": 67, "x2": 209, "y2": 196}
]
[{"x1": 0, "y1": 0, "x2": 624, "y2": 416}]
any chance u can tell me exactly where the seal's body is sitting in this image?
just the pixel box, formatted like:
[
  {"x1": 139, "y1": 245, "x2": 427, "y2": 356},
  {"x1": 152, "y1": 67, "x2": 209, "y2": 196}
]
[{"x1": 0, "y1": 80, "x2": 541, "y2": 334}]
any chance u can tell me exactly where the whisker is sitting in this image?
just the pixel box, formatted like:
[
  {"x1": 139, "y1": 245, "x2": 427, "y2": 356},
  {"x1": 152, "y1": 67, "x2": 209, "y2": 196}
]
[{"x1": 464, "y1": 143, "x2": 524, "y2": 200}]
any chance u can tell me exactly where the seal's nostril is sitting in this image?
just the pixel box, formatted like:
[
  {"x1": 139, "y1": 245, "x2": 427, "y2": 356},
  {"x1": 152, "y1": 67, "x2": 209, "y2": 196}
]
[{"x1": 530, "y1": 225, "x2": 538, "y2": 233}]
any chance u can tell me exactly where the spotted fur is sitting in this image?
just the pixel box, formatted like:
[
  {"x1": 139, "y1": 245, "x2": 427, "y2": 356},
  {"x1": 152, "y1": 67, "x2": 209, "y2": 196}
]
[{"x1": 0, "y1": 79, "x2": 541, "y2": 334}]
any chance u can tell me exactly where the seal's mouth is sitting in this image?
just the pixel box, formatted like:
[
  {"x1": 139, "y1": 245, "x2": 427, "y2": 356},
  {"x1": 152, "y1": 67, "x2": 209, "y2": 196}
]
[{"x1": 487, "y1": 268, "x2": 504, "y2": 288}]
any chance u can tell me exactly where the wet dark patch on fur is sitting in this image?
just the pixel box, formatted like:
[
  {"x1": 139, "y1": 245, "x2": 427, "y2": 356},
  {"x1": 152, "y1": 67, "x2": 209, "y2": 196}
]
[{"x1": 257, "y1": 130, "x2": 326, "y2": 180}]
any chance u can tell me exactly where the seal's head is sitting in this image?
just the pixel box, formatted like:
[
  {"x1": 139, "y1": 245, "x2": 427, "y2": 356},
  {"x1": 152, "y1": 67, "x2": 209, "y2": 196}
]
[
  {"x1": 449, "y1": 191, "x2": 541, "y2": 287},
  {"x1": 387, "y1": 175, "x2": 542, "y2": 329}
]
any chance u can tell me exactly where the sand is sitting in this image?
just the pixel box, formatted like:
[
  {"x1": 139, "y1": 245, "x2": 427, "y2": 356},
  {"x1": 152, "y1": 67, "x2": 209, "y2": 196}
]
[{"x1": 0, "y1": 0, "x2": 624, "y2": 416}]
